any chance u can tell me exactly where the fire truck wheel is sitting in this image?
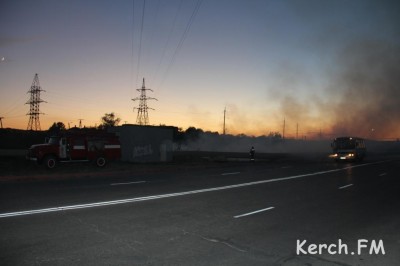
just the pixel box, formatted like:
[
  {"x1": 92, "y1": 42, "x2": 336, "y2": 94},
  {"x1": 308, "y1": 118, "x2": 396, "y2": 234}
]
[
  {"x1": 95, "y1": 157, "x2": 106, "y2": 167},
  {"x1": 44, "y1": 155, "x2": 57, "y2": 169}
]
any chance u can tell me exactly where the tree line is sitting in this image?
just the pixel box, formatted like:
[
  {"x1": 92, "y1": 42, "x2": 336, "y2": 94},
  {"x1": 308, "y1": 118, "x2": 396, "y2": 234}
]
[
  {"x1": 48, "y1": 112, "x2": 284, "y2": 143},
  {"x1": 48, "y1": 113, "x2": 121, "y2": 134}
]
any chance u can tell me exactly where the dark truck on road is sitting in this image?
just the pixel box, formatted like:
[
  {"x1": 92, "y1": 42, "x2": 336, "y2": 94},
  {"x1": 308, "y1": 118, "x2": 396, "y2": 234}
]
[{"x1": 330, "y1": 137, "x2": 366, "y2": 161}]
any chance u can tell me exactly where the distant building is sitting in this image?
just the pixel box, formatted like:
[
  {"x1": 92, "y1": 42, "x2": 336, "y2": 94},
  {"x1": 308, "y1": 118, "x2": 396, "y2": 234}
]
[{"x1": 109, "y1": 125, "x2": 175, "y2": 163}]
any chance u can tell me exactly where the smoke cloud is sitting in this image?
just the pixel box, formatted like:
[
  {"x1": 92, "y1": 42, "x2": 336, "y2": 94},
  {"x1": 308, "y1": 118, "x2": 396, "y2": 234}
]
[
  {"x1": 271, "y1": 39, "x2": 400, "y2": 140},
  {"x1": 328, "y1": 40, "x2": 400, "y2": 139}
]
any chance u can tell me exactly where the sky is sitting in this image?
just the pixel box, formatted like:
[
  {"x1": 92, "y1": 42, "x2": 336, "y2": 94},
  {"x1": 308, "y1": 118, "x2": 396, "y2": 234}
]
[{"x1": 1, "y1": 0, "x2": 399, "y2": 139}]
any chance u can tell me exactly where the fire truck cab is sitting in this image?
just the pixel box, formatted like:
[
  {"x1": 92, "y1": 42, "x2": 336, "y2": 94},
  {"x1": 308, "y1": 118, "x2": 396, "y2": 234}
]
[{"x1": 27, "y1": 132, "x2": 121, "y2": 169}]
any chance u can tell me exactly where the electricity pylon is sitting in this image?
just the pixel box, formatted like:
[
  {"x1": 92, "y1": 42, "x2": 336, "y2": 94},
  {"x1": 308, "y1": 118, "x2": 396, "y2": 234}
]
[
  {"x1": 132, "y1": 78, "x2": 157, "y2": 125},
  {"x1": 26, "y1": 74, "x2": 46, "y2": 130}
]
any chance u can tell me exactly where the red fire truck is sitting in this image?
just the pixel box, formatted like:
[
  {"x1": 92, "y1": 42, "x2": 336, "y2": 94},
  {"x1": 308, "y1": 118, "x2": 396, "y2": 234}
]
[{"x1": 26, "y1": 132, "x2": 121, "y2": 169}]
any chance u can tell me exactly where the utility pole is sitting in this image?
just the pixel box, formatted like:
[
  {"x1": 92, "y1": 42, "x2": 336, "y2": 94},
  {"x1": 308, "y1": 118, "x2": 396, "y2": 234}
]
[
  {"x1": 223, "y1": 107, "x2": 226, "y2": 135},
  {"x1": 0, "y1": 117, "x2": 4, "y2": 129},
  {"x1": 282, "y1": 118, "x2": 286, "y2": 140},
  {"x1": 26, "y1": 74, "x2": 46, "y2": 131},
  {"x1": 296, "y1": 123, "x2": 299, "y2": 140},
  {"x1": 132, "y1": 78, "x2": 157, "y2": 125},
  {"x1": 78, "y1": 119, "x2": 84, "y2": 129}
]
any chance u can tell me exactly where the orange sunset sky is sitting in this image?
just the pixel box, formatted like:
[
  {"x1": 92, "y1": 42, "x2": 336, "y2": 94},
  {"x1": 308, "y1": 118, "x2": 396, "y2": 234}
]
[{"x1": 1, "y1": 0, "x2": 399, "y2": 139}]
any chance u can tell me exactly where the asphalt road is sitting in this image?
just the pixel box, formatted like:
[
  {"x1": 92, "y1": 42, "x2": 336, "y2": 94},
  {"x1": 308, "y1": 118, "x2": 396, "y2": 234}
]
[{"x1": 0, "y1": 155, "x2": 399, "y2": 266}]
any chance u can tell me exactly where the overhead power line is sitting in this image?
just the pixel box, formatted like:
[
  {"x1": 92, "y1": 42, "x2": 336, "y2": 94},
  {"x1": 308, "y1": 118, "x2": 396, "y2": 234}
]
[
  {"x1": 160, "y1": 0, "x2": 203, "y2": 86},
  {"x1": 1, "y1": 92, "x2": 30, "y2": 119},
  {"x1": 135, "y1": 0, "x2": 146, "y2": 88},
  {"x1": 152, "y1": 0, "x2": 184, "y2": 83},
  {"x1": 130, "y1": 0, "x2": 135, "y2": 98}
]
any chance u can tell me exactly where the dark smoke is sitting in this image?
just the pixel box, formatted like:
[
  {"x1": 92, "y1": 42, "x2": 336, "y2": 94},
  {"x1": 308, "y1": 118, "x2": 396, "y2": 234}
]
[{"x1": 328, "y1": 40, "x2": 400, "y2": 140}]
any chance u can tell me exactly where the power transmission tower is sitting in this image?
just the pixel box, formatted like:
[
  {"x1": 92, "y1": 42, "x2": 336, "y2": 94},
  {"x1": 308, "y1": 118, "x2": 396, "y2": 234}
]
[
  {"x1": 132, "y1": 78, "x2": 157, "y2": 125},
  {"x1": 26, "y1": 74, "x2": 46, "y2": 131}
]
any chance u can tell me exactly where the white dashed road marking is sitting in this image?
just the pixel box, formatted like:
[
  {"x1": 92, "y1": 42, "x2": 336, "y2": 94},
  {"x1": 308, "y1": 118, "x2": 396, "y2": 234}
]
[
  {"x1": 221, "y1": 172, "x2": 241, "y2": 176},
  {"x1": 234, "y1": 207, "x2": 275, "y2": 218},
  {"x1": 110, "y1": 181, "x2": 146, "y2": 186},
  {"x1": 338, "y1": 184, "x2": 353, "y2": 189}
]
